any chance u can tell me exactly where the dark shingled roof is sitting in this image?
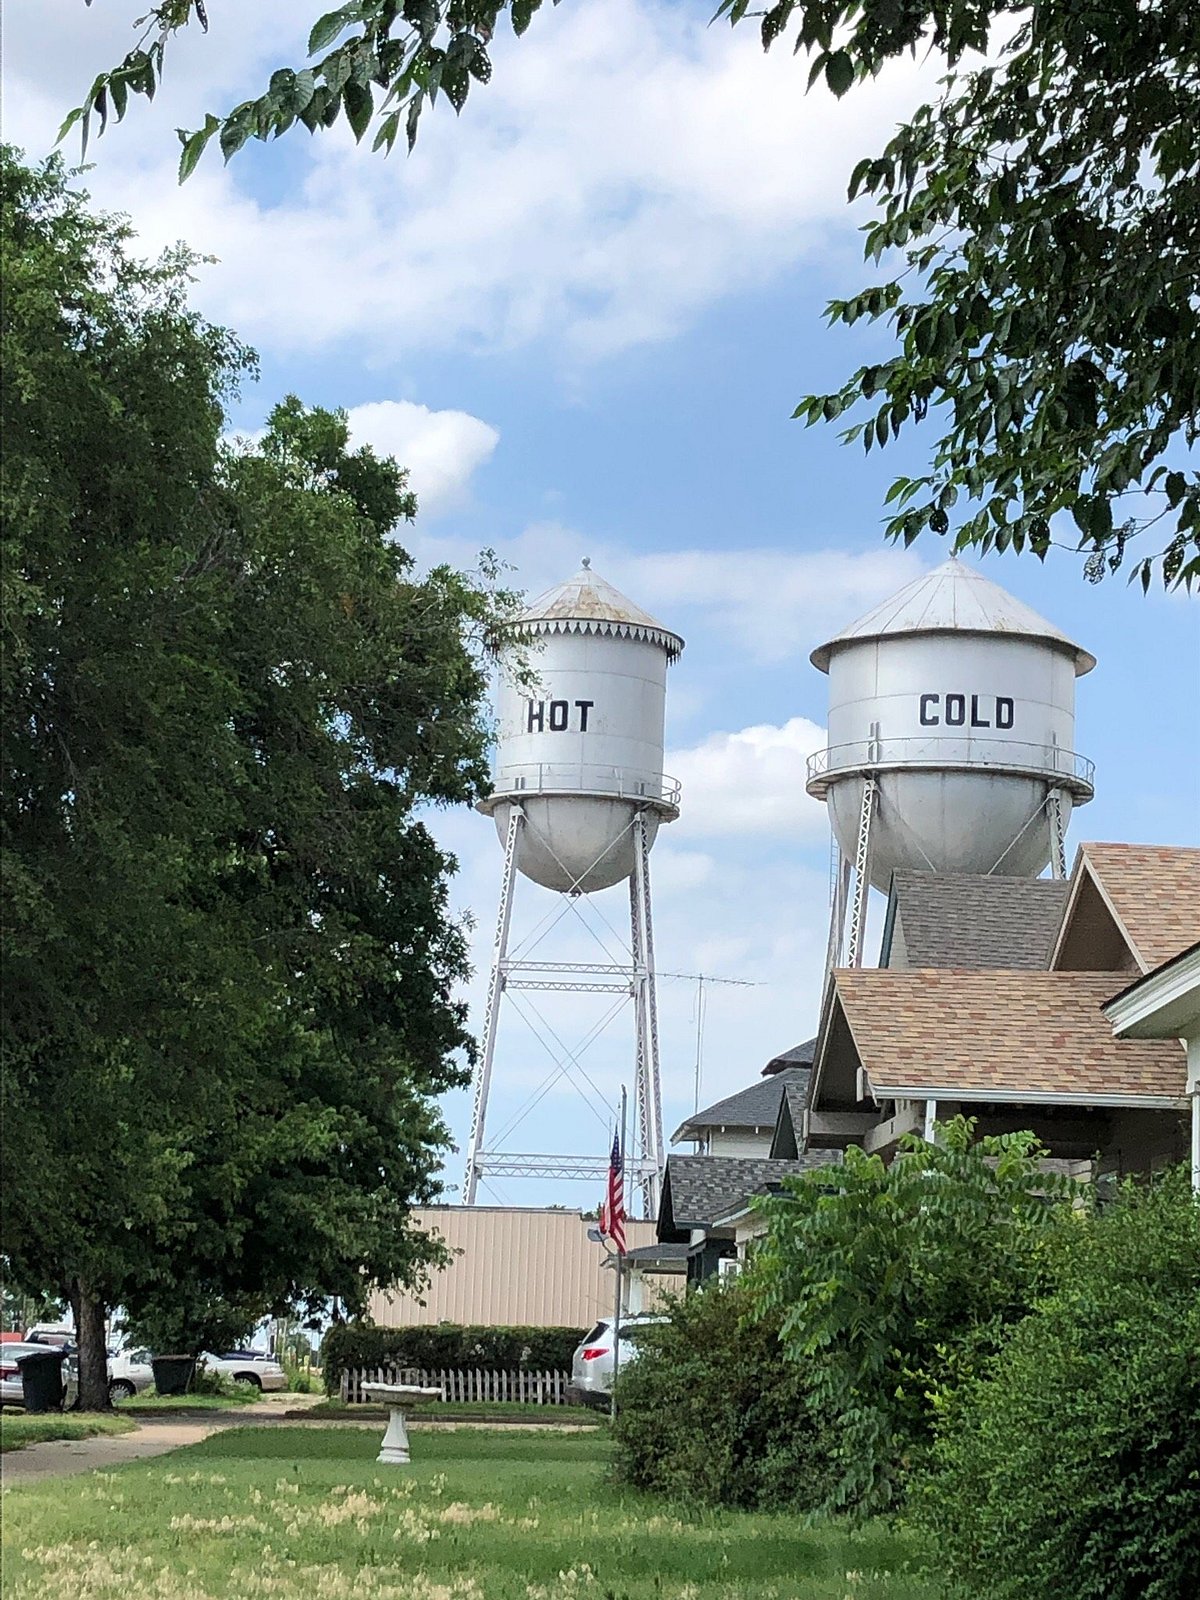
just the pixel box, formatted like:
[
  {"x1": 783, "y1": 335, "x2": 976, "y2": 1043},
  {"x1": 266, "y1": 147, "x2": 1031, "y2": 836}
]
[
  {"x1": 612, "y1": 1242, "x2": 689, "y2": 1270},
  {"x1": 671, "y1": 1067, "x2": 806, "y2": 1145},
  {"x1": 885, "y1": 871, "x2": 1068, "y2": 970},
  {"x1": 762, "y1": 1037, "x2": 817, "y2": 1077},
  {"x1": 657, "y1": 1150, "x2": 840, "y2": 1241},
  {"x1": 770, "y1": 1076, "x2": 809, "y2": 1159}
]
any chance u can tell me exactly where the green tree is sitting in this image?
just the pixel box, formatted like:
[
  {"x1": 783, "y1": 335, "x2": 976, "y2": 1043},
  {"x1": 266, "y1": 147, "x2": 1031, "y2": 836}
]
[
  {"x1": 747, "y1": 1119, "x2": 1078, "y2": 1516},
  {"x1": 913, "y1": 1168, "x2": 1200, "y2": 1600},
  {"x1": 62, "y1": 1, "x2": 1200, "y2": 588},
  {"x1": 1, "y1": 148, "x2": 512, "y2": 1406}
]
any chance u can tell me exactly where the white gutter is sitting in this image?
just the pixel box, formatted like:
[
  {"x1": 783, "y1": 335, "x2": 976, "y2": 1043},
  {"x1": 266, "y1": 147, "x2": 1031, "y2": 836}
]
[{"x1": 869, "y1": 1086, "x2": 1188, "y2": 1111}]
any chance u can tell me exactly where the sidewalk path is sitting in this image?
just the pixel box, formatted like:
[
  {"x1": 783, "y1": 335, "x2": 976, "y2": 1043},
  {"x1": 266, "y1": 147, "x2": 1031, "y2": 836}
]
[{"x1": 1, "y1": 1392, "x2": 326, "y2": 1483}]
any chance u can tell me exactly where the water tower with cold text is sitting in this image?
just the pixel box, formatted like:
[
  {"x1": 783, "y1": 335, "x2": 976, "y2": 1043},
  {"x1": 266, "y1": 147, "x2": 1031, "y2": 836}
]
[
  {"x1": 806, "y1": 558, "x2": 1096, "y2": 969},
  {"x1": 463, "y1": 560, "x2": 684, "y2": 1212}
]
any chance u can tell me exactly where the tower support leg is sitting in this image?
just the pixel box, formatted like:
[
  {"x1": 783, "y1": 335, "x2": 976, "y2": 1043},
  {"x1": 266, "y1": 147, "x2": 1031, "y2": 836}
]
[
  {"x1": 846, "y1": 776, "x2": 877, "y2": 969},
  {"x1": 630, "y1": 811, "x2": 664, "y2": 1217},
  {"x1": 825, "y1": 850, "x2": 852, "y2": 980},
  {"x1": 464, "y1": 804, "x2": 523, "y2": 1203},
  {"x1": 1046, "y1": 787, "x2": 1068, "y2": 880}
]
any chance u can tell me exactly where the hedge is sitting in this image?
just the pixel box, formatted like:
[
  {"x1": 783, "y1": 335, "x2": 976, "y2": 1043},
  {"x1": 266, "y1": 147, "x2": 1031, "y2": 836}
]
[
  {"x1": 321, "y1": 1323, "x2": 586, "y2": 1395},
  {"x1": 612, "y1": 1281, "x2": 838, "y2": 1513},
  {"x1": 912, "y1": 1167, "x2": 1200, "y2": 1600}
]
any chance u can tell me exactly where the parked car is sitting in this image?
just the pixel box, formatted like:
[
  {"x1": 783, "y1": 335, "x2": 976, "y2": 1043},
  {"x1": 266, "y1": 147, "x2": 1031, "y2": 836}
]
[
  {"x1": 107, "y1": 1347, "x2": 155, "y2": 1402},
  {"x1": 23, "y1": 1323, "x2": 76, "y2": 1348},
  {"x1": 569, "y1": 1314, "x2": 667, "y2": 1409},
  {"x1": 200, "y1": 1351, "x2": 287, "y2": 1391},
  {"x1": 0, "y1": 1342, "x2": 77, "y2": 1409}
]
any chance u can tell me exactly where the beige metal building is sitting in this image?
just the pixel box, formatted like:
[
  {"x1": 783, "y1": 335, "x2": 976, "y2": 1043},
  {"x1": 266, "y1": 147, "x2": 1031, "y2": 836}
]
[{"x1": 369, "y1": 1206, "x2": 661, "y2": 1330}]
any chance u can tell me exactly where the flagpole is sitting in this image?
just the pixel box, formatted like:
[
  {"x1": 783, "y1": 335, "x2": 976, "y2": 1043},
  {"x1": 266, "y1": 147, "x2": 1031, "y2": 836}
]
[{"x1": 610, "y1": 1084, "x2": 627, "y2": 1421}]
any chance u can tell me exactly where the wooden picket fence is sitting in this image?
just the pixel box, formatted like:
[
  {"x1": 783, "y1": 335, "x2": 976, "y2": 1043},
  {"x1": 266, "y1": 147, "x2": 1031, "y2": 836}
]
[{"x1": 339, "y1": 1366, "x2": 573, "y2": 1406}]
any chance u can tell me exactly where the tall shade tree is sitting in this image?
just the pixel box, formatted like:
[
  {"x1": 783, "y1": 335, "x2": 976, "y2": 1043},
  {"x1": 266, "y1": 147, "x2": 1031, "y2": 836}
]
[
  {"x1": 1, "y1": 148, "x2": 510, "y2": 1407},
  {"x1": 63, "y1": 0, "x2": 1200, "y2": 588}
]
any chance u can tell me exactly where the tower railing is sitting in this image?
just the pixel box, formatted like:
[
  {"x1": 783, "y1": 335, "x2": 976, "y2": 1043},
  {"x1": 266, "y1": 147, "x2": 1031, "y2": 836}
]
[
  {"x1": 806, "y1": 737, "x2": 1094, "y2": 800},
  {"x1": 484, "y1": 763, "x2": 682, "y2": 808}
]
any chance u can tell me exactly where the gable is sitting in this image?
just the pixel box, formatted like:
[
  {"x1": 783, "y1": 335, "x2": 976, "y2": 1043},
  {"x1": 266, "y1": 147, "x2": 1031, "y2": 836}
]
[{"x1": 1053, "y1": 868, "x2": 1139, "y2": 973}]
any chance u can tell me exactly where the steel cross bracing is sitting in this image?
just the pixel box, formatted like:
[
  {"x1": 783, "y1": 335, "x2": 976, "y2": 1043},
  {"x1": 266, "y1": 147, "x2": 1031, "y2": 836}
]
[
  {"x1": 845, "y1": 774, "x2": 877, "y2": 969},
  {"x1": 472, "y1": 1153, "x2": 662, "y2": 1182},
  {"x1": 1046, "y1": 787, "x2": 1069, "y2": 880},
  {"x1": 462, "y1": 800, "x2": 666, "y2": 1216}
]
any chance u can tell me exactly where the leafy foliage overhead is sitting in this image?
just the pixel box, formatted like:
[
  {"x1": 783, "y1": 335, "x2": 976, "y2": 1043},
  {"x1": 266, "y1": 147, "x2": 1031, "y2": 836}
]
[{"x1": 63, "y1": 2, "x2": 1200, "y2": 589}]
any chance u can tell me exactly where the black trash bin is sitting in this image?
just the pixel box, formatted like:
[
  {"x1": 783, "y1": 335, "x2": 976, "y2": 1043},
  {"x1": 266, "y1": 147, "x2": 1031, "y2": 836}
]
[
  {"x1": 17, "y1": 1349, "x2": 66, "y2": 1414},
  {"x1": 151, "y1": 1356, "x2": 196, "y2": 1396}
]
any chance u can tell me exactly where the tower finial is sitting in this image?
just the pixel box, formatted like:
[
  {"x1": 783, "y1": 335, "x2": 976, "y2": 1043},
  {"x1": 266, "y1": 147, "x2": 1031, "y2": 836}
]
[{"x1": 581, "y1": 556, "x2": 591, "y2": 569}]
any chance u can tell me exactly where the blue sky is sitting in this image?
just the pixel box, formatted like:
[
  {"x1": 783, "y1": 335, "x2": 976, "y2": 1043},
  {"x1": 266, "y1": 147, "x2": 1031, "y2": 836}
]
[{"x1": 10, "y1": 1, "x2": 1198, "y2": 1214}]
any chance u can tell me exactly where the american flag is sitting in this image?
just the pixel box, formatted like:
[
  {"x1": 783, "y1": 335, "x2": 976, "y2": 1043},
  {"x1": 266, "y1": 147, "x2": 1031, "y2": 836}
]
[{"x1": 602, "y1": 1129, "x2": 627, "y2": 1254}]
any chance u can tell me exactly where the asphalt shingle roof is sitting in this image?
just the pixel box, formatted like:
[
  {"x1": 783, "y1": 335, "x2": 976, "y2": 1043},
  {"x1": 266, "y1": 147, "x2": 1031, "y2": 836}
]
[
  {"x1": 834, "y1": 968, "x2": 1187, "y2": 1102},
  {"x1": 658, "y1": 1151, "x2": 840, "y2": 1239},
  {"x1": 771, "y1": 1078, "x2": 809, "y2": 1158},
  {"x1": 671, "y1": 1067, "x2": 807, "y2": 1144},
  {"x1": 888, "y1": 871, "x2": 1068, "y2": 970},
  {"x1": 762, "y1": 1038, "x2": 817, "y2": 1076},
  {"x1": 1078, "y1": 843, "x2": 1200, "y2": 972}
]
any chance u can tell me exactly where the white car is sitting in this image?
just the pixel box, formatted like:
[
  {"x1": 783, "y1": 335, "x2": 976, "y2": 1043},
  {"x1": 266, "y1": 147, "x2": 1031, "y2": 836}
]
[
  {"x1": 200, "y1": 1351, "x2": 287, "y2": 1392},
  {"x1": 107, "y1": 1348, "x2": 155, "y2": 1402},
  {"x1": 569, "y1": 1315, "x2": 666, "y2": 1409},
  {"x1": 0, "y1": 1342, "x2": 77, "y2": 1409}
]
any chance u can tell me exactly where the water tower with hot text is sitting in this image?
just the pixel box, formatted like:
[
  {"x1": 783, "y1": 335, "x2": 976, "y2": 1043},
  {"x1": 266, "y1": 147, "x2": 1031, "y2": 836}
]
[{"x1": 464, "y1": 560, "x2": 684, "y2": 1212}]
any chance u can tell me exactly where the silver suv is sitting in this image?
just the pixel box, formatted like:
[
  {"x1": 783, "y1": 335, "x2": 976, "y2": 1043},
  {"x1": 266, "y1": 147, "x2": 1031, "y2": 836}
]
[{"x1": 569, "y1": 1315, "x2": 666, "y2": 1409}]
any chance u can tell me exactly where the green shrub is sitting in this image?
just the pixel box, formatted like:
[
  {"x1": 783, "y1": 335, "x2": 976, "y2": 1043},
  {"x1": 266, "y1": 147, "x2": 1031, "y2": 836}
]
[
  {"x1": 749, "y1": 1119, "x2": 1078, "y2": 1516},
  {"x1": 611, "y1": 1281, "x2": 837, "y2": 1513},
  {"x1": 320, "y1": 1323, "x2": 585, "y2": 1395},
  {"x1": 913, "y1": 1167, "x2": 1200, "y2": 1600}
]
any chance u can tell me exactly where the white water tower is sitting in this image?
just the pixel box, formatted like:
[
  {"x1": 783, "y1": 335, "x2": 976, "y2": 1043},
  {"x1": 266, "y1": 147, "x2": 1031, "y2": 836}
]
[
  {"x1": 464, "y1": 561, "x2": 684, "y2": 1210},
  {"x1": 806, "y1": 558, "x2": 1095, "y2": 967}
]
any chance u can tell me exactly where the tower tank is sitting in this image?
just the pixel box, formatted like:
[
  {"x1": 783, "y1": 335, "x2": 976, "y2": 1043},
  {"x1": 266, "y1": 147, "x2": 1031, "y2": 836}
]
[
  {"x1": 806, "y1": 558, "x2": 1095, "y2": 889},
  {"x1": 478, "y1": 560, "x2": 684, "y2": 894}
]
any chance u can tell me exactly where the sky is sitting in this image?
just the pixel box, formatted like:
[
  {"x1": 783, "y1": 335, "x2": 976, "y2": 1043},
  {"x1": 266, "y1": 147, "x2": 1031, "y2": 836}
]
[{"x1": 8, "y1": 1, "x2": 1199, "y2": 1217}]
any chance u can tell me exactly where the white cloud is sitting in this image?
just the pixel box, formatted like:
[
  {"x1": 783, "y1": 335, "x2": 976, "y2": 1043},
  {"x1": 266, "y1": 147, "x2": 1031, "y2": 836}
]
[
  {"x1": 668, "y1": 717, "x2": 830, "y2": 840},
  {"x1": 5, "y1": 0, "x2": 937, "y2": 365},
  {"x1": 346, "y1": 401, "x2": 499, "y2": 518}
]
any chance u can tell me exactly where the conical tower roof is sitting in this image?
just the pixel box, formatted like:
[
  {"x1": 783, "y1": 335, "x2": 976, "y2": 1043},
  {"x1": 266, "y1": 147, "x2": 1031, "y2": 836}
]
[
  {"x1": 518, "y1": 559, "x2": 684, "y2": 660},
  {"x1": 810, "y1": 558, "x2": 1095, "y2": 676}
]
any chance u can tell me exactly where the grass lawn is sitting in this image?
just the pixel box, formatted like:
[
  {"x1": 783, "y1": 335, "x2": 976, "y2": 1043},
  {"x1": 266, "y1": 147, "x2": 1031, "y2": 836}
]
[
  {"x1": 117, "y1": 1390, "x2": 260, "y2": 1414},
  {"x1": 0, "y1": 1424, "x2": 938, "y2": 1599},
  {"x1": 0, "y1": 1412, "x2": 136, "y2": 1453}
]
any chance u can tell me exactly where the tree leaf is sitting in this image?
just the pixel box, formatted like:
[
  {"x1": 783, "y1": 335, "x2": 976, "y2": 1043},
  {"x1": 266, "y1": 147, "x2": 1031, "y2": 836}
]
[{"x1": 824, "y1": 51, "x2": 854, "y2": 99}]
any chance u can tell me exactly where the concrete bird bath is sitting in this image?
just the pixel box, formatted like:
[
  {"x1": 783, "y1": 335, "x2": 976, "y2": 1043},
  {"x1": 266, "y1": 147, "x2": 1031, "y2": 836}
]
[{"x1": 361, "y1": 1382, "x2": 444, "y2": 1464}]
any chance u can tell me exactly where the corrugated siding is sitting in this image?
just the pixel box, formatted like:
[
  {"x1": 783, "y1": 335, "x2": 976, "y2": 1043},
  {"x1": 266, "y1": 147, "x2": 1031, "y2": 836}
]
[{"x1": 369, "y1": 1207, "x2": 660, "y2": 1329}]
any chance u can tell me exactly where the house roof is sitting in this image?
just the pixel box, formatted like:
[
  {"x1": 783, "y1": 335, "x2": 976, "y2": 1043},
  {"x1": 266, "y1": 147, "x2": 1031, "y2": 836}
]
[
  {"x1": 1063, "y1": 843, "x2": 1200, "y2": 973},
  {"x1": 769, "y1": 1076, "x2": 809, "y2": 1160},
  {"x1": 762, "y1": 1037, "x2": 817, "y2": 1076},
  {"x1": 1103, "y1": 941, "x2": 1200, "y2": 1043},
  {"x1": 657, "y1": 1152, "x2": 838, "y2": 1240},
  {"x1": 832, "y1": 968, "x2": 1187, "y2": 1105},
  {"x1": 810, "y1": 558, "x2": 1096, "y2": 675},
  {"x1": 607, "y1": 1242, "x2": 689, "y2": 1272},
  {"x1": 883, "y1": 871, "x2": 1068, "y2": 970},
  {"x1": 671, "y1": 1067, "x2": 806, "y2": 1145}
]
